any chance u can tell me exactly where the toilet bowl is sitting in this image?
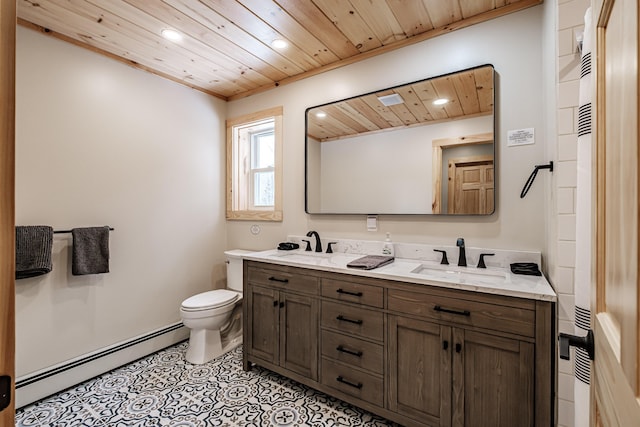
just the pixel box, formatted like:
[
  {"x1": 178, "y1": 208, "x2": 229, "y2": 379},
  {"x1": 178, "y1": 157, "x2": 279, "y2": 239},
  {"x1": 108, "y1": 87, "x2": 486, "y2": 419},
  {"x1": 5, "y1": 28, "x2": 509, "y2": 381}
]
[{"x1": 180, "y1": 249, "x2": 250, "y2": 364}]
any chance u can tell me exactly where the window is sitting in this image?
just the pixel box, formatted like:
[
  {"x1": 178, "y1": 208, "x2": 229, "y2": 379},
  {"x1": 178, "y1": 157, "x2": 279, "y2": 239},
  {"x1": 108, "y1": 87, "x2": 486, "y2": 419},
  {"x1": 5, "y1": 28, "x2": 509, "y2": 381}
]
[{"x1": 226, "y1": 107, "x2": 283, "y2": 221}]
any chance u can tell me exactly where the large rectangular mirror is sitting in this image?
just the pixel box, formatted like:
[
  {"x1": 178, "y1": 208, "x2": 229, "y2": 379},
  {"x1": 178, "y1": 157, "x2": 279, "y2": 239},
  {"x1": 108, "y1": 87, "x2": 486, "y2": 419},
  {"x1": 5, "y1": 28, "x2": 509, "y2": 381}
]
[{"x1": 305, "y1": 64, "x2": 495, "y2": 215}]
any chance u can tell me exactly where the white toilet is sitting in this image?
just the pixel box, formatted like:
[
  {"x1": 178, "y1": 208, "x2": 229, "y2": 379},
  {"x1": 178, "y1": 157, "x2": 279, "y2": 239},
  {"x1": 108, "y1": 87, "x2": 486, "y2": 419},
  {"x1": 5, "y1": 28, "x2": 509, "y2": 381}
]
[{"x1": 180, "y1": 249, "x2": 250, "y2": 364}]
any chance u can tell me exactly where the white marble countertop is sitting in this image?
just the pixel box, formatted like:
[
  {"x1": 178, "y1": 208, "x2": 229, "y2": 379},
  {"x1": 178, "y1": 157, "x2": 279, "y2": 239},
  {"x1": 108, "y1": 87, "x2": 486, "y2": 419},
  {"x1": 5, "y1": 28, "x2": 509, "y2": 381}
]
[{"x1": 242, "y1": 248, "x2": 557, "y2": 302}]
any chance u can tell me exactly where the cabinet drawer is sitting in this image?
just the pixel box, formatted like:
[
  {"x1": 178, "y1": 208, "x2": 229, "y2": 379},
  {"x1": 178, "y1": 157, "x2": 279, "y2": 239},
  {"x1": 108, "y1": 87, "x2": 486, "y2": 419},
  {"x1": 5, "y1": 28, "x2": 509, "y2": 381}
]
[
  {"x1": 321, "y1": 278, "x2": 383, "y2": 308},
  {"x1": 321, "y1": 358, "x2": 383, "y2": 407},
  {"x1": 321, "y1": 301, "x2": 384, "y2": 341},
  {"x1": 387, "y1": 289, "x2": 535, "y2": 337},
  {"x1": 321, "y1": 330, "x2": 383, "y2": 374},
  {"x1": 247, "y1": 266, "x2": 319, "y2": 295}
]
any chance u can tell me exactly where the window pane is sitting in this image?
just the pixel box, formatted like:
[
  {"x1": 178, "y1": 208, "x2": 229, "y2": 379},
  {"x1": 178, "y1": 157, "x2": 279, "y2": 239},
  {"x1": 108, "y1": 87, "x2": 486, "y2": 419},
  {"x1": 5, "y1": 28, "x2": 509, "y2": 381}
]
[
  {"x1": 252, "y1": 132, "x2": 274, "y2": 169},
  {"x1": 253, "y1": 171, "x2": 274, "y2": 206}
]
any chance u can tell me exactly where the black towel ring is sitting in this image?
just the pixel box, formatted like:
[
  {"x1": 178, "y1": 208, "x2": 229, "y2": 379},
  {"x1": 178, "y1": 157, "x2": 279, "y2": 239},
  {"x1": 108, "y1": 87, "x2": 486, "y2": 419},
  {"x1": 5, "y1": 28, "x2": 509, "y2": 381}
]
[{"x1": 520, "y1": 161, "x2": 553, "y2": 198}]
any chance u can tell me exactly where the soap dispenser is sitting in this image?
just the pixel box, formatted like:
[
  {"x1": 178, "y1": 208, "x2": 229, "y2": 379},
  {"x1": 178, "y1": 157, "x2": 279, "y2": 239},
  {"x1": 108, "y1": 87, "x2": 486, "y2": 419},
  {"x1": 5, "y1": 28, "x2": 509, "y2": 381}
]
[{"x1": 382, "y1": 233, "x2": 395, "y2": 256}]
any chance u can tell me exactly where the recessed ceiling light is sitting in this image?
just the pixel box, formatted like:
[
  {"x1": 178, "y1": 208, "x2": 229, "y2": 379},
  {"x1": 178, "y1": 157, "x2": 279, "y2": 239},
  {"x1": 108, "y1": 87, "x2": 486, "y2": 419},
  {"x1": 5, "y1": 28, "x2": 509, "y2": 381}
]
[
  {"x1": 271, "y1": 39, "x2": 288, "y2": 49},
  {"x1": 161, "y1": 29, "x2": 183, "y2": 42},
  {"x1": 315, "y1": 111, "x2": 327, "y2": 118},
  {"x1": 433, "y1": 98, "x2": 449, "y2": 105},
  {"x1": 377, "y1": 93, "x2": 404, "y2": 107}
]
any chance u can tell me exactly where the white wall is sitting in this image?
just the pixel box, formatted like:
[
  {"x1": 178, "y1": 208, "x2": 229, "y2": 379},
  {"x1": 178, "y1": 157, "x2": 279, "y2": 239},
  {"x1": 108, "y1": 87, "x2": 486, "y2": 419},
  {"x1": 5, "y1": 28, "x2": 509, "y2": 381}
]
[
  {"x1": 15, "y1": 26, "x2": 227, "y2": 376},
  {"x1": 227, "y1": 5, "x2": 548, "y2": 253},
  {"x1": 315, "y1": 115, "x2": 492, "y2": 214}
]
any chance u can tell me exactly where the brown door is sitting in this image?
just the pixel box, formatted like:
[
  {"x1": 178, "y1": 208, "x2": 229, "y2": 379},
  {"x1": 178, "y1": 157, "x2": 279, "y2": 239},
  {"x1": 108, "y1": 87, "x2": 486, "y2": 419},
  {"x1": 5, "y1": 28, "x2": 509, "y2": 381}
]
[
  {"x1": 279, "y1": 293, "x2": 318, "y2": 380},
  {"x1": 452, "y1": 329, "x2": 534, "y2": 427},
  {"x1": 592, "y1": 0, "x2": 640, "y2": 424},
  {"x1": 245, "y1": 285, "x2": 279, "y2": 364},
  {"x1": 0, "y1": 1, "x2": 16, "y2": 425},
  {"x1": 448, "y1": 156, "x2": 494, "y2": 214},
  {"x1": 388, "y1": 316, "x2": 452, "y2": 426}
]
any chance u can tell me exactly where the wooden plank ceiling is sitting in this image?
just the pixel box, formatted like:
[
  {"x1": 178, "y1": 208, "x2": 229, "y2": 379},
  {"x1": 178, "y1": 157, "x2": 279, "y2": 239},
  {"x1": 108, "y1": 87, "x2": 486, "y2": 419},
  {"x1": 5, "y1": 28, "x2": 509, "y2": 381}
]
[
  {"x1": 307, "y1": 65, "x2": 494, "y2": 142},
  {"x1": 17, "y1": 0, "x2": 541, "y2": 101}
]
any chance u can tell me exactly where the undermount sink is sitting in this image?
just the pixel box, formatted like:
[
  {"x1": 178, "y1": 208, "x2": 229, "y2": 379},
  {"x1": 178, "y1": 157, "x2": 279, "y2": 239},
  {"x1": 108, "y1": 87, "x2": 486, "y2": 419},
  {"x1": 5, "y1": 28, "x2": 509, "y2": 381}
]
[
  {"x1": 272, "y1": 251, "x2": 330, "y2": 259},
  {"x1": 411, "y1": 264, "x2": 508, "y2": 283},
  {"x1": 270, "y1": 251, "x2": 353, "y2": 265}
]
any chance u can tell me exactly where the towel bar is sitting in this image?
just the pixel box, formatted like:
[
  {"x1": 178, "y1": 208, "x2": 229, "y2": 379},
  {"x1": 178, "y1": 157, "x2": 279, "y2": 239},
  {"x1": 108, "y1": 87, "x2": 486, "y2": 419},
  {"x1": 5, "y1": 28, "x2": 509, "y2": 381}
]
[{"x1": 54, "y1": 227, "x2": 114, "y2": 234}]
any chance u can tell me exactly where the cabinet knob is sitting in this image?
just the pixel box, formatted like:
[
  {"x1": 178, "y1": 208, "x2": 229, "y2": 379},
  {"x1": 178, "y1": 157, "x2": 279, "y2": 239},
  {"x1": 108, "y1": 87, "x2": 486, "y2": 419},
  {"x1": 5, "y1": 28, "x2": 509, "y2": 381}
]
[
  {"x1": 442, "y1": 340, "x2": 449, "y2": 350},
  {"x1": 455, "y1": 343, "x2": 462, "y2": 353}
]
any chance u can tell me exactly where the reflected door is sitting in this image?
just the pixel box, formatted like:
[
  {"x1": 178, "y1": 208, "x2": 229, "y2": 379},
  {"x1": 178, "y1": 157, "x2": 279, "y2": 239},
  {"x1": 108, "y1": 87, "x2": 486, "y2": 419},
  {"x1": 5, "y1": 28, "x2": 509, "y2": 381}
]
[{"x1": 448, "y1": 157, "x2": 494, "y2": 215}]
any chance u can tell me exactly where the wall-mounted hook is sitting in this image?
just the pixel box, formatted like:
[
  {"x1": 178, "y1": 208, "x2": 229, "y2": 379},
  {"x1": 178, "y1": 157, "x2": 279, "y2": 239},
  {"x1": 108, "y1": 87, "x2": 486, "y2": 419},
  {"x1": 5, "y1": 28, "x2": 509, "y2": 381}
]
[{"x1": 520, "y1": 161, "x2": 553, "y2": 198}]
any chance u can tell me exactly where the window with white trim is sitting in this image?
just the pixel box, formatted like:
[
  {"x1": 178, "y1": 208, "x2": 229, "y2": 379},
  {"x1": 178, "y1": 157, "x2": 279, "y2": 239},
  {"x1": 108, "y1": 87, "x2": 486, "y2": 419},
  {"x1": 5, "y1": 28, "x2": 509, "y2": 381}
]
[{"x1": 226, "y1": 107, "x2": 283, "y2": 221}]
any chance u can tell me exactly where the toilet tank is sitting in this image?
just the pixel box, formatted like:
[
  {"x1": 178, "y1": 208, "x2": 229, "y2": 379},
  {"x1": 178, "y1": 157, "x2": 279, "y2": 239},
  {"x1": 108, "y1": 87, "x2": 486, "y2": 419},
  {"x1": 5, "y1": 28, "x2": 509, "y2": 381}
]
[{"x1": 225, "y1": 249, "x2": 252, "y2": 292}]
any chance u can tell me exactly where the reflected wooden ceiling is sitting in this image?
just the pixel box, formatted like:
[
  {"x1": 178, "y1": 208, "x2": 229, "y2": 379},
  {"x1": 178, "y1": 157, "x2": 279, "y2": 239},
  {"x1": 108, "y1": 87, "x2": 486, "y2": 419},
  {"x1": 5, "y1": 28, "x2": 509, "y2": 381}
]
[
  {"x1": 17, "y1": 0, "x2": 540, "y2": 101},
  {"x1": 307, "y1": 66, "x2": 493, "y2": 142}
]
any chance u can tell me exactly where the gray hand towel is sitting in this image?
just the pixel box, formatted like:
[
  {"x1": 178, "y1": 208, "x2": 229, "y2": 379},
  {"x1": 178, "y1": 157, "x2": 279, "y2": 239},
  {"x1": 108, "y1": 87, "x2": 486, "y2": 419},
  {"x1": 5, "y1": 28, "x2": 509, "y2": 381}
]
[
  {"x1": 15, "y1": 225, "x2": 54, "y2": 279},
  {"x1": 347, "y1": 255, "x2": 394, "y2": 270},
  {"x1": 72, "y1": 226, "x2": 110, "y2": 275}
]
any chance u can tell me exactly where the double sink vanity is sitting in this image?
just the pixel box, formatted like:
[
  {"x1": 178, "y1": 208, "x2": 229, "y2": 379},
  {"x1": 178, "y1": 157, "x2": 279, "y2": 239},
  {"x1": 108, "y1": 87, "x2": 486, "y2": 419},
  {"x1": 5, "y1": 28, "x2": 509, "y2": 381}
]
[{"x1": 242, "y1": 236, "x2": 556, "y2": 427}]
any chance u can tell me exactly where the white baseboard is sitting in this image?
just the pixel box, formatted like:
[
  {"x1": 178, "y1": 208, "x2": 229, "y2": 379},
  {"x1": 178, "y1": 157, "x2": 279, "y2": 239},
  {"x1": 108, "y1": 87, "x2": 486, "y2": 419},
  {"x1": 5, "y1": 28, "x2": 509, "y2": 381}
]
[{"x1": 16, "y1": 322, "x2": 189, "y2": 408}]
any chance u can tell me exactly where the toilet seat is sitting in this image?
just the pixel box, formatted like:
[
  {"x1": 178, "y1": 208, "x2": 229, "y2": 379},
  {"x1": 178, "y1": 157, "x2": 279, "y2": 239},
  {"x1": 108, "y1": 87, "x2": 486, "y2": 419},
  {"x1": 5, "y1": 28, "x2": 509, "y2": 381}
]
[{"x1": 181, "y1": 290, "x2": 239, "y2": 312}]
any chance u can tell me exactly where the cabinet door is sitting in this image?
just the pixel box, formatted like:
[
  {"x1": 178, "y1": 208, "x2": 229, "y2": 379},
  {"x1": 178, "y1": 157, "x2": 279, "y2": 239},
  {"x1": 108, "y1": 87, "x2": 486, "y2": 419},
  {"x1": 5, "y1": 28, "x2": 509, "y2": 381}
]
[
  {"x1": 388, "y1": 316, "x2": 452, "y2": 426},
  {"x1": 279, "y1": 292, "x2": 319, "y2": 380},
  {"x1": 246, "y1": 285, "x2": 279, "y2": 364},
  {"x1": 452, "y1": 329, "x2": 534, "y2": 427}
]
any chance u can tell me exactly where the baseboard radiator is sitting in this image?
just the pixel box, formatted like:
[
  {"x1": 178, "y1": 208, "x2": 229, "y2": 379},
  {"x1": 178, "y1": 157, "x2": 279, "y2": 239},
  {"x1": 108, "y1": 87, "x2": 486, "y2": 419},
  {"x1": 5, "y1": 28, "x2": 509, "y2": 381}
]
[{"x1": 15, "y1": 322, "x2": 188, "y2": 408}]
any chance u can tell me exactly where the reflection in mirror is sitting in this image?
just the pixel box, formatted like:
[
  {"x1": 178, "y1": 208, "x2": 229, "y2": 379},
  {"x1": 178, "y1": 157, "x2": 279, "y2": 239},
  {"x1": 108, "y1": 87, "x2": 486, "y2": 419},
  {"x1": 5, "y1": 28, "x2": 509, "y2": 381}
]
[{"x1": 305, "y1": 64, "x2": 495, "y2": 215}]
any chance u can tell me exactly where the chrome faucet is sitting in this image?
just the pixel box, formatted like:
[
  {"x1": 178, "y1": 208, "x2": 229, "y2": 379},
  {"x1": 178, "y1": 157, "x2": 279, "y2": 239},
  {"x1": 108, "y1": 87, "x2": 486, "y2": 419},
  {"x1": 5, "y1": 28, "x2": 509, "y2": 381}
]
[
  {"x1": 456, "y1": 238, "x2": 466, "y2": 267},
  {"x1": 306, "y1": 230, "x2": 322, "y2": 252}
]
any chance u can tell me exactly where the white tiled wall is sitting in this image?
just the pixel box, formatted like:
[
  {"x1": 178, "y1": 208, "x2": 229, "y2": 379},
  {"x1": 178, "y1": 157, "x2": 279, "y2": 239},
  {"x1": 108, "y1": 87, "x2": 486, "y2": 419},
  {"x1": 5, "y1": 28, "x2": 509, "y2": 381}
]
[{"x1": 554, "y1": 1, "x2": 590, "y2": 426}]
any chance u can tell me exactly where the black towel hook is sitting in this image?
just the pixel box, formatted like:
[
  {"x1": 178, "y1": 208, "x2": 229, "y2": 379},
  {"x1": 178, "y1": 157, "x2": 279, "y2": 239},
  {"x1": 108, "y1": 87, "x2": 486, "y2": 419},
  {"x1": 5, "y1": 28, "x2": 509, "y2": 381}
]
[{"x1": 520, "y1": 161, "x2": 553, "y2": 198}]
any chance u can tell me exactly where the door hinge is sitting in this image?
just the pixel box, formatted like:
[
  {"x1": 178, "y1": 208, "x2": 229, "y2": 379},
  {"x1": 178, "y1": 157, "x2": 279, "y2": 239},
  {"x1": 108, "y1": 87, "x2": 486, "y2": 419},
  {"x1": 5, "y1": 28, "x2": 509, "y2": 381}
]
[{"x1": 0, "y1": 375, "x2": 11, "y2": 412}]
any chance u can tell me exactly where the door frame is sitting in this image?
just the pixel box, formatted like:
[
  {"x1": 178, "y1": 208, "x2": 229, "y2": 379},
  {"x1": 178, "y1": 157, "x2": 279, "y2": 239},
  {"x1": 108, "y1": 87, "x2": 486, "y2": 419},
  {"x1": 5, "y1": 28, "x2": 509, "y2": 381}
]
[
  {"x1": 0, "y1": 0, "x2": 16, "y2": 425},
  {"x1": 591, "y1": 0, "x2": 640, "y2": 424},
  {"x1": 431, "y1": 132, "x2": 493, "y2": 214}
]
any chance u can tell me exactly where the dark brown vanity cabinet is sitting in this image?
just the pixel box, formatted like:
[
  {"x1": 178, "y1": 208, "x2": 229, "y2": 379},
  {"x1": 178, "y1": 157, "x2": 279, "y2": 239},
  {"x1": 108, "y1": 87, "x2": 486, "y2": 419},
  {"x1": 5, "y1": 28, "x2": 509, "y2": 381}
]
[
  {"x1": 243, "y1": 260, "x2": 553, "y2": 427},
  {"x1": 388, "y1": 316, "x2": 535, "y2": 427},
  {"x1": 388, "y1": 316, "x2": 453, "y2": 425},
  {"x1": 243, "y1": 263, "x2": 319, "y2": 381},
  {"x1": 319, "y1": 278, "x2": 385, "y2": 407},
  {"x1": 387, "y1": 288, "x2": 540, "y2": 427}
]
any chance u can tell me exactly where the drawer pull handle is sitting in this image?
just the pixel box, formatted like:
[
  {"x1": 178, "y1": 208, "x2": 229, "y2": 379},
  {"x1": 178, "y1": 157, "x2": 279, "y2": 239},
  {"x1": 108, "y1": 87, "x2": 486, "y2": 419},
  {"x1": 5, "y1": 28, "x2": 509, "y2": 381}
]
[
  {"x1": 268, "y1": 276, "x2": 289, "y2": 283},
  {"x1": 434, "y1": 305, "x2": 470, "y2": 316},
  {"x1": 336, "y1": 345, "x2": 363, "y2": 357},
  {"x1": 336, "y1": 315, "x2": 363, "y2": 325},
  {"x1": 336, "y1": 288, "x2": 363, "y2": 297},
  {"x1": 443, "y1": 340, "x2": 449, "y2": 350},
  {"x1": 336, "y1": 376, "x2": 363, "y2": 389}
]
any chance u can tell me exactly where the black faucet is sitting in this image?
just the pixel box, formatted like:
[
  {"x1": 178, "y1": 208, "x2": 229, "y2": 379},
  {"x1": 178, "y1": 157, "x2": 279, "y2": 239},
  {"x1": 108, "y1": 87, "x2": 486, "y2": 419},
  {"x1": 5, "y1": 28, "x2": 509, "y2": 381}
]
[
  {"x1": 306, "y1": 230, "x2": 322, "y2": 253},
  {"x1": 456, "y1": 238, "x2": 466, "y2": 267}
]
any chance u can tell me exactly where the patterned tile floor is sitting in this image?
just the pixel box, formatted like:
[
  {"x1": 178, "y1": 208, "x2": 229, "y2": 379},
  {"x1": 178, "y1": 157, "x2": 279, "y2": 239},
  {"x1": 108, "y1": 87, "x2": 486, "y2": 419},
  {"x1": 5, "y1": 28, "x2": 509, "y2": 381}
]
[{"x1": 16, "y1": 343, "x2": 398, "y2": 426}]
